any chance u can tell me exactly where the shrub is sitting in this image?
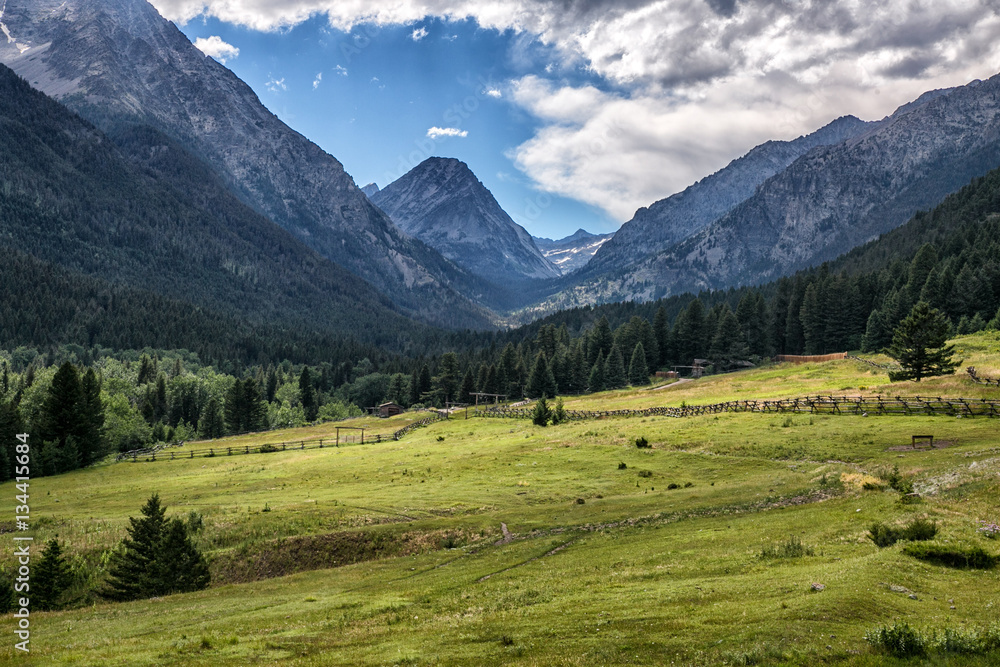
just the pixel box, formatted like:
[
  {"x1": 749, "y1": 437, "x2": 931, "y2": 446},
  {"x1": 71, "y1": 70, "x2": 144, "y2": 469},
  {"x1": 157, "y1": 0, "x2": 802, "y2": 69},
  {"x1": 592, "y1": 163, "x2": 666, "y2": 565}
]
[
  {"x1": 638, "y1": 470, "x2": 653, "y2": 478},
  {"x1": 899, "y1": 518, "x2": 937, "y2": 541},
  {"x1": 903, "y1": 543, "x2": 998, "y2": 569},
  {"x1": 617, "y1": 462, "x2": 627, "y2": 470},
  {"x1": 531, "y1": 398, "x2": 551, "y2": 427},
  {"x1": 978, "y1": 520, "x2": 1000, "y2": 539},
  {"x1": 868, "y1": 522, "x2": 899, "y2": 548},
  {"x1": 667, "y1": 482, "x2": 680, "y2": 490},
  {"x1": 551, "y1": 398, "x2": 568, "y2": 425},
  {"x1": 634, "y1": 436, "x2": 650, "y2": 448},
  {"x1": 258, "y1": 443, "x2": 279, "y2": 453},
  {"x1": 759, "y1": 536, "x2": 814, "y2": 559},
  {"x1": 684, "y1": 481, "x2": 694, "y2": 488},
  {"x1": 866, "y1": 622, "x2": 926, "y2": 657}
]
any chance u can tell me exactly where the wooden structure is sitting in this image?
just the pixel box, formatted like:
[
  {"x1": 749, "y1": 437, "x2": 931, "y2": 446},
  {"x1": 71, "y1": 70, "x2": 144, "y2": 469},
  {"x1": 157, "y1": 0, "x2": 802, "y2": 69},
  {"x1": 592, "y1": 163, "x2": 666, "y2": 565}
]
[
  {"x1": 655, "y1": 371, "x2": 679, "y2": 379},
  {"x1": 470, "y1": 392, "x2": 507, "y2": 406},
  {"x1": 673, "y1": 359, "x2": 709, "y2": 378},
  {"x1": 776, "y1": 353, "x2": 847, "y2": 363},
  {"x1": 377, "y1": 402, "x2": 405, "y2": 418},
  {"x1": 911, "y1": 435, "x2": 935, "y2": 448},
  {"x1": 335, "y1": 426, "x2": 365, "y2": 446}
]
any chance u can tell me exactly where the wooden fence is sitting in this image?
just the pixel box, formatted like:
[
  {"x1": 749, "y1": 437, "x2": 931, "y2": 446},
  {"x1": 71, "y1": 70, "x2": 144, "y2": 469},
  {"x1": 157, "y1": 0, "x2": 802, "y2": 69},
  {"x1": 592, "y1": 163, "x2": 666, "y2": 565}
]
[
  {"x1": 477, "y1": 394, "x2": 1000, "y2": 421},
  {"x1": 775, "y1": 353, "x2": 847, "y2": 363},
  {"x1": 846, "y1": 355, "x2": 901, "y2": 371},
  {"x1": 967, "y1": 367, "x2": 1000, "y2": 388}
]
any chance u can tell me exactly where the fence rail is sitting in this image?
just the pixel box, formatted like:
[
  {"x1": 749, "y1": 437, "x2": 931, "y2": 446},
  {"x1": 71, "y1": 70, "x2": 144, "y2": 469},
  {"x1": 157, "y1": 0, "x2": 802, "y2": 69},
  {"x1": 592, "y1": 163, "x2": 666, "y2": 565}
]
[
  {"x1": 967, "y1": 367, "x2": 1000, "y2": 388},
  {"x1": 477, "y1": 394, "x2": 1000, "y2": 421}
]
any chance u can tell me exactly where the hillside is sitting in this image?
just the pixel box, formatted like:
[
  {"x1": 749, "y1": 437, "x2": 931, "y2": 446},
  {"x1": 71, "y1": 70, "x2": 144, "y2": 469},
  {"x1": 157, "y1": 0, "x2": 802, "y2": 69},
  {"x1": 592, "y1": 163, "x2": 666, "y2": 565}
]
[
  {"x1": 0, "y1": 0, "x2": 498, "y2": 328},
  {"x1": 5, "y1": 336, "x2": 999, "y2": 664},
  {"x1": 0, "y1": 64, "x2": 437, "y2": 361}
]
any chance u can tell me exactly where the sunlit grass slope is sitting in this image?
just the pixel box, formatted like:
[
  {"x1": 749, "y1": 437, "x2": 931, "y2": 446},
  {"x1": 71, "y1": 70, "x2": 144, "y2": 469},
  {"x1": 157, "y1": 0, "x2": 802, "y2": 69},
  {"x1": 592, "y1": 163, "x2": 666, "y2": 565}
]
[{"x1": 2, "y1": 332, "x2": 999, "y2": 665}]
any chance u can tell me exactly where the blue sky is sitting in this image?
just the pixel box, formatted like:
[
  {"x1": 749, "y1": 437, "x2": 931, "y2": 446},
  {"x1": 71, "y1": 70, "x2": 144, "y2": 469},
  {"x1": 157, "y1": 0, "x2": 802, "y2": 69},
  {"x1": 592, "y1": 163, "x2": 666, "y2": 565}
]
[
  {"x1": 159, "y1": 0, "x2": 1000, "y2": 241},
  {"x1": 176, "y1": 16, "x2": 619, "y2": 239}
]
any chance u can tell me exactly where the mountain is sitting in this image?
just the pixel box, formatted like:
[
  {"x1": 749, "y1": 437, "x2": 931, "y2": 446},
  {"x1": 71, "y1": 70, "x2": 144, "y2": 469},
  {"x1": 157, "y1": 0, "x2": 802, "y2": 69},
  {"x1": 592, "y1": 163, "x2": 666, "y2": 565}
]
[
  {"x1": 0, "y1": 62, "x2": 431, "y2": 359},
  {"x1": 0, "y1": 0, "x2": 496, "y2": 329},
  {"x1": 634, "y1": 74, "x2": 1000, "y2": 297},
  {"x1": 533, "y1": 229, "x2": 614, "y2": 275},
  {"x1": 361, "y1": 183, "x2": 381, "y2": 198},
  {"x1": 580, "y1": 115, "x2": 873, "y2": 278},
  {"x1": 370, "y1": 157, "x2": 560, "y2": 283}
]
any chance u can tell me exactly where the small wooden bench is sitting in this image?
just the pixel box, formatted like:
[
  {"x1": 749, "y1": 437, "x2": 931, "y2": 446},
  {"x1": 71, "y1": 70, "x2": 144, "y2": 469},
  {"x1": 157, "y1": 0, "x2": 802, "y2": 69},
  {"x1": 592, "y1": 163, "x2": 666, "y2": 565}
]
[{"x1": 912, "y1": 435, "x2": 934, "y2": 449}]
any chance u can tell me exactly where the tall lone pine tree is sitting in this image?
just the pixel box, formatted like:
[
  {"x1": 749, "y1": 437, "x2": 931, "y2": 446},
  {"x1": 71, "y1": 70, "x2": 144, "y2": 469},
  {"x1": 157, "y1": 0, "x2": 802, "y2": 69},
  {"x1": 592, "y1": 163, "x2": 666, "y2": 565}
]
[{"x1": 887, "y1": 302, "x2": 960, "y2": 382}]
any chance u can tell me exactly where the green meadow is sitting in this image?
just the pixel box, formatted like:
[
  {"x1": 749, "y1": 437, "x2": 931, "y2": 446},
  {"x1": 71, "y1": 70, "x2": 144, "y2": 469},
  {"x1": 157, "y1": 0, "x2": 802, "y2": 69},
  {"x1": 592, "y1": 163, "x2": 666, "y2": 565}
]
[{"x1": 3, "y1": 333, "x2": 1000, "y2": 665}]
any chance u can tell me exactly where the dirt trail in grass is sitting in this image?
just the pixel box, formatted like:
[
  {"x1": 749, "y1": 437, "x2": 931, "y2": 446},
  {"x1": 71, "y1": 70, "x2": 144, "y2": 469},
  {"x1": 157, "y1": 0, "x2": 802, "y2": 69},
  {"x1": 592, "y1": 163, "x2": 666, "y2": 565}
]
[
  {"x1": 649, "y1": 378, "x2": 693, "y2": 391},
  {"x1": 477, "y1": 537, "x2": 579, "y2": 582}
]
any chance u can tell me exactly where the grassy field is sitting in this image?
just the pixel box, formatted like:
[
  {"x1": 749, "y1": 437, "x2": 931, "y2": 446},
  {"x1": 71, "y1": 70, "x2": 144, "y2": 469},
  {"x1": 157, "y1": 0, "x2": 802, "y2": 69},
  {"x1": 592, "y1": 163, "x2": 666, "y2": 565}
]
[{"x1": 3, "y1": 333, "x2": 1000, "y2": 665}]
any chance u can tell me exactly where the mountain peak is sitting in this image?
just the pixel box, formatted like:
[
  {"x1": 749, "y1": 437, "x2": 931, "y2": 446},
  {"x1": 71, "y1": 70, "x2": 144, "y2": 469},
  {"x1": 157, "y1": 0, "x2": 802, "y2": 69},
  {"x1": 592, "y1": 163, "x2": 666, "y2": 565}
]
[{"x1": 372, "y1": 157, "x2": 560, "y2": 282}]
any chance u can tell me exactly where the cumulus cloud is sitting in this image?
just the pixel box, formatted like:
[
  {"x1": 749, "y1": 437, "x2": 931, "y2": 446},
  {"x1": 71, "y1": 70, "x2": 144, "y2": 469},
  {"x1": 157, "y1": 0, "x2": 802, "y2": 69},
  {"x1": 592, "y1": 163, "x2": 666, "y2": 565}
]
[
  {"x1": 484, "y1": 87, "x2": 501, "y2": 98},
  {"x1": 265, "y1": 76, "x2": 286, "y2": 92},
  {"x1": 411, "y1": 26, "x2": 428, "y2": 41},
  {"x1": 154, "y1": 0, "x2": 1000, "y2": 221},
  {"x1": 427, "y1": 127, "x2": 468, "y2": 139},
  {"x1": 333, "y1": 65, "x2": 348, "y2": 76},
  {"x1": 193, "y1": 35, "x2": 239, "y2": 63},
  {"x1": 312, "y1": 71, "x2": 322, "y2": 89}
]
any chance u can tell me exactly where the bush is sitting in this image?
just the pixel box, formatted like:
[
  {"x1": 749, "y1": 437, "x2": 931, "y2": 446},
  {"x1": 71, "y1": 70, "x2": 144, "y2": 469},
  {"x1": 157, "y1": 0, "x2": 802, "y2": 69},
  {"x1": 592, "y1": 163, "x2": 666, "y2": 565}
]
[
  {"x1": 532, "y1": 398, "x2": 551, "y2": 427},
  {"x1": 868, "y1": 522, "x2": 899, "y2": 548},
  {"x1": 869, "y1": 518, "x2": 938, "y2": 547},
  {"x1": 903, "y1": 543, "x2": 998, "y2": 569},
  {"x1": 617, "y1": 462, "x2": 627, "y2": 470},
  {"x1": 258, "y1": 443, "x2": 279, "y2": 453},
  {"x1": 551, "y1": 398, "x2": 568, "y2": 425},
  {"x1": 634, "y1": 436, "x2": 650, "y2": 448},
  {"x1": 667, "y1": 482, "x2": 680, "y2": 490},
  {"x1": 899, "y1": 518, "x2": 937, "y2": 541},
  {"x1": 759, "y1": 536, "x2": 814, "y2": 559},
  {"x1": 638, "y1": 470, "x2": 653, "y2": 478},
  {"x1": 866, "y1": 622, "x2": 927, "y2": 657}
]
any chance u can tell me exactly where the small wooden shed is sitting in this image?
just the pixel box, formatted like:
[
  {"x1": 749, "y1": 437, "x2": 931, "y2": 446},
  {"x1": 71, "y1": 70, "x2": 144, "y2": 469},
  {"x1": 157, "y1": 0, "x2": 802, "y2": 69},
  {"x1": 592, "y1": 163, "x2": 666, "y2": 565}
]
[{"x1": 377, "y1": 402, "x2": 405, "y2": 418}]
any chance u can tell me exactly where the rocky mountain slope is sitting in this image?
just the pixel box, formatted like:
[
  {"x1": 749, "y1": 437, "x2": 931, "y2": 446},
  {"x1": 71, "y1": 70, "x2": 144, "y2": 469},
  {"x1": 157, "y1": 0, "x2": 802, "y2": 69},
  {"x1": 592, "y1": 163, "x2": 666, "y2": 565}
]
[
  {"x1": 634, "y1": 74, "x2": 1000, "y2": 297},
  {"x1": 580, "y1": 115, "x2": 873, "y2": 279},
  {"x1": 371, "y1": 158, "x2": 560, "y2": 283},
  {"x1": 533, "y1": 229, "x2": 614, "y2": 275},
  {"x1": 0, "y1": 63, "x2": 426, "y2": 354},
  {"x1": 0, "y1": 0, "x2": 496, "y2": 329}
]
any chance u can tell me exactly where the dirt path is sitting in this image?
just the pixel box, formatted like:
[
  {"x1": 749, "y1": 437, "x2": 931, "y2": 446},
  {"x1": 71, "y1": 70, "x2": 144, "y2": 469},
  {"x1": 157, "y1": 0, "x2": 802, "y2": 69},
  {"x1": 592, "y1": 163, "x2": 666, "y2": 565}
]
[{"x1": 649, "y1": 378, "x2": 693, "y2": 391}]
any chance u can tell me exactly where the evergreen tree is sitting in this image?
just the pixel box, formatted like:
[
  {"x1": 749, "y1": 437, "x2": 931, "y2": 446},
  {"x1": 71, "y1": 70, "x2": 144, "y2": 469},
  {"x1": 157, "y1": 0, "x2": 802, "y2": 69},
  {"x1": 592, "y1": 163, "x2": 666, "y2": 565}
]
[
  {"x1": 102, "y1": 494, "x2": 167, "y2": 601},
  {"x1": 588, "y1": 351, "x2": 606, "y2": 393},
  {"x1": 531, "y1": 397, "x2": 551, "y2": 427},
  {"x1": 417, "y1": 364, "x2": 433, "y2": 402},
  {"x1": 588, "y1": 316, "x2": 614, "y2": 366},
  {"x1": 673, "y1": 299, "x2": 706, "y2": 364},
  {"x1": 33, "y1": 539, "x2": 73, "y2": 611},
  {"x1": 242, "y1": 378, "x2": 266, "y2": 432},
  {"x1": 197, "y1": 397, "x2": 225, "y2": 439},
  {"x1": 653, "y1": 305, "x2": 670, "y2": 368},
  {"x1": 527, "y1": 351, "x2": 557, "y2": 399},
  {"x1": 709, "y1": 309, "x2": 749, "y2": 371},
  {"x1": 223, "y1": 379, "x2": 245, "y2": 434},
  {"x1": 157, "y1": 518, "x2": 211, "y2": 595},
  {"x1": 628, "y1": 342, "x2": 650, "y2": 386},
  {"x1": 551, "y1": 397, "x2": 568, "y2": 425},
  {"x1": 459, "y1": 368, "x2": 475, "y2": 404},
  {"x1": 408, "y1": 369, "x2": 420, "y2": 406},
  {"x1": 136, "y1": 355, "x2": 155, "y2": 385},
  {"x1": 861, "y1": 309, "x2": 890, "y2": 352},
  {"x1": 265, "y1": 367, "x2": 279, "y2": 403},
  {"x1": 78, "y1": 368, "x2": 104, "y2": 467},
  {"x1": 604, "y1": 342, "x2": 627, "y2": 390},
  {"x1": 800, "y1": 282, "x2": 826, "y2": 354},
  {"x1": 570, "y1": 341, "x2": 589, "y2": 394},
  {"x1": 153, "y1": 374, "x2": 168, "y2": 423},
  {"x1": 40, "y1": 361, "x2": 83, "y2": 453},
  {"x1": 433, "y1": 353, "x2": 461, "y2": 404},
  {"x1": 298, "y1": 367, "x2": 318, "y2": 421},
  {"x1": 887, "y1": 302, "x2": 960, "y2": 382}
]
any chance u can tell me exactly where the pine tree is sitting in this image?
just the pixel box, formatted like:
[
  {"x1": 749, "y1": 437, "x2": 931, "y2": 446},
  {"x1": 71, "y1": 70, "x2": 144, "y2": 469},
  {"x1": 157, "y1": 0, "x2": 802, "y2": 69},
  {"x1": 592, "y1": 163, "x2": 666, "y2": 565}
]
[
  {"x1": 417, "y1": 364, "x2": 433, "y2": 402},
  {"x1": 887, "y1": 302, "x2": 960, "y2": 382},
  {"x1": 588, "y1": 316, "x2": 614, "y2": 366},
  {"x1": 223, "y1": 379, "x2": 245, "y2": 434},
  {"x1": 709, "y1": 309, "x2": 749, "y2": 371},
  {"x1": 242, "y1": 378, "x2": 266, "y2": 432},
  {"x1": 40, "y1": 361, "x2": 83, "y2": 452},
  {"x1": 628, "y1": 342, "x2": 650, "y2": 386},
  {"x1": 33, "y1": 539, "x2": 73, "y2": 611},
  {"x1": 532, "y1": 397, "x2": 551, "y2": 426},
  {"x1": 527, "y1": 351, "x2": 557, "y2": 399},
  {"x1": 78, "y1": 368, "x2": 104, "y2": 467},
  {"x1": 157, "y1": 518, "x2": 211, "y2": 595},
  {"x1": 136, "y1": 355, "x2": 155, "y2": 385},
  {"x1": 298, "y1": 367, "x2": 318, "y2": 421},
  {"x1": 102, "y1": 494, "x2": 167, "y2": 601},
  {"x1": 653, "y1": 306, "x2": 670, "y2": 368},
  {"x1": 265, "y1": 367, "x2": 279, "y2": 403},
  {"x1": 551, "y1": 397, "x2": 568, "y2": 425},
  {"x1": 588, "y1": 351, "x2": 606, "y2": 393},
  {"x1": 459, "y1": 369, "x2": 475, "y2": 403},
  {"x1": 198, "y1": 397, "x2": 225, "y2": 439},
  {"x1": 433, "y1": 353, "x2": 461, "y2": 404},
  {"x1": 604, "y1": 342, "x2": 627, "y2": 389}
]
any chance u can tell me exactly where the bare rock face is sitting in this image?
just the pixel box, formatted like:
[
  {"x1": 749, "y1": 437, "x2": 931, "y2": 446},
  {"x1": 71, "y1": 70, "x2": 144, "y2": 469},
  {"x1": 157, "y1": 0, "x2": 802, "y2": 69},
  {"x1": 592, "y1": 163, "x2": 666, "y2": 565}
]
[
  {"x1": 642, "y1": 74, "x2": 1000, "y2": 296},
  {"x1": 0, "y1": 0, "x2": 495, "y2": 329},
  {"x1": 582, "y1": 115, "x2": 873, "y2": 278},
  {"x1": 371, "y1": 157, "x2": 560, "y2": 283},
  {"x1": 533, "y1": 229, "x2": 614, "y2": 275}
]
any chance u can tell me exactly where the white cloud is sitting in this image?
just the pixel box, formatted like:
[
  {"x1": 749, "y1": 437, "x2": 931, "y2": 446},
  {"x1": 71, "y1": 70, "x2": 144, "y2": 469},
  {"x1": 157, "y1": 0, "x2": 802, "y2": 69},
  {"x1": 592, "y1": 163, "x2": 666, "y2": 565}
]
[
  {"x1": 154, "y1": 0, "x2": 1000, "y2": 222},
  {"x1": 427, "y1": 127, "x2": 468, "y2": 139},
  {"x1": 411, "y1": 26, "x2": 428, "y2": 41},
  {"x1": 193, "y1": 35, "x2": 239, "y2": 63},
  {"x1": 312, "y1": 71, "x2": 322, "y2": 89},
  {"x1": 484, "y1": 87, "x2": 501, "y2": 99},
  {"x1": 333, "y1": 65, "x2": 348, "y2": 76},
  {"x1": 265, "y1": 76, "x2": 286, "y2": 92}
]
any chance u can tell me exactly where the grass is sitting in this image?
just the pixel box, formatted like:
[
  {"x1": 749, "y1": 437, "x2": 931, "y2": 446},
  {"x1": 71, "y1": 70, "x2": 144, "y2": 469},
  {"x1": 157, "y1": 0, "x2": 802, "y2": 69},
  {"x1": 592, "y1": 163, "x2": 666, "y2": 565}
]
[{"x1": 2, "y1": 333, "x2": 1000, "y2": 664}]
